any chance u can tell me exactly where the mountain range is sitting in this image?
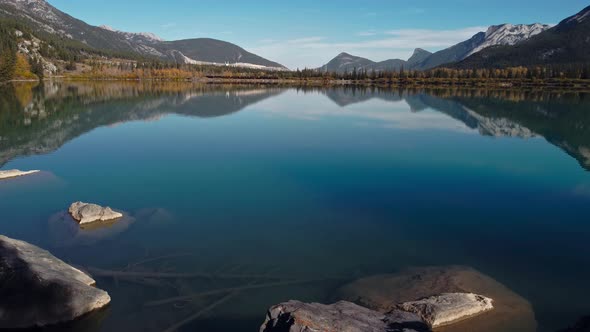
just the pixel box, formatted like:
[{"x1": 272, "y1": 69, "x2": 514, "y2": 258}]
[
  {"x1": 0, "y1": 0, "x2": 589, "y2": 74},
  {"x1": 454, "y1": 5, "x2": 590, "y2": 69},
  {"x1": 0, "y1": 0, "x2": 287, "y2": 70},
  {"x1": 320, "y1": 23, "x2": 551, "y2": 73}
]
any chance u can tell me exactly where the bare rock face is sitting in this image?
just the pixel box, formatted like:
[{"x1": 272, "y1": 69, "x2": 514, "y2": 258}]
[
  {"x1": 69, "y1": 201, "x2": 123, "y2": 225},
  {"x1": 335, "y1": 266, "x2": 537, "y2": 332},
  {"x1": 397, "y1": 293, "x2": 493, "y2": 328},
  {"x1": 0, "y1": 169, "x2": 40, "y2": 179},
  {"x1": 0, "y1": 235, "x2": 110, "y2": 329},
  {"x1": 259, "y1": 300, "x2": 429, "y2": 332}
]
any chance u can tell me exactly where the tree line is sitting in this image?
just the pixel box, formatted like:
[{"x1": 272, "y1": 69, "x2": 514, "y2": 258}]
[
  {"x1": 3, "y1": 13, "x2": 590, "y2": 84},
  {"x1": 73, "y1": 60, "x2": 590, "y2": 84}
]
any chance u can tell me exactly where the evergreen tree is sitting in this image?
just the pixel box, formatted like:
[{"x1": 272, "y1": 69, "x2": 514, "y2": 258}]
[{"x1": 30, "y1": 57, "x2": 44, "y2": 79}]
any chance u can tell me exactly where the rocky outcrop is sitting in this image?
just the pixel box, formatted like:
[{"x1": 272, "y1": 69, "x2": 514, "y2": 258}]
[
  {"x1": 260, "y1": 300, "x2": 429, "y2": 332},
  {"x1": 0, "y1": 169, "x2": 40, "y2": 180},
  {"x1": 69, "y1": 202, "x2": 123, "y2": 225},
  {"x1": 397, "y1": 293, "x2": 493, "y2": 328},
  {"x1": 335, "y1": 266, "x2": 537, "y2": 332},
  {"x1": 0, "y1": 235, "x2": 110, "y2": 329}
]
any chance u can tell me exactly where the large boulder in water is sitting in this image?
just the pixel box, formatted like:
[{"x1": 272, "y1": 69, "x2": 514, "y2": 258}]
[
  {"x1": 69, "y1": 201, "x2": 123, "y2": 226},
  {"x1": 335, "y1": 265, "x2": 537, "y2": 332},
  {"x1": 0, "y1": 235, "x2": 110, "y2": 328},
  {"x1": 396, "y1": 293, "x2": 493, "y2": 328},
  {"x1": 259, "y1": 300, "x2": 430, "y2": 332}
]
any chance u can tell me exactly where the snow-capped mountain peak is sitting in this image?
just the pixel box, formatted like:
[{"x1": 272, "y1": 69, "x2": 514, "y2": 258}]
[{"x1": 466, "y1": 23, "x2": 550, "y2": 57}]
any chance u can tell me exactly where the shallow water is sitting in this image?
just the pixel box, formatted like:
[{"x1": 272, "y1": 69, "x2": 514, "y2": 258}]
[{"x1": 1, "y1": 82, "x2": 589, "y2": 331}]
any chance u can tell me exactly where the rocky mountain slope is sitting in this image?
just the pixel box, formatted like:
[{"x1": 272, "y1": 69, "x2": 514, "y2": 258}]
[
  {"x1": 320, "y1": 24, "x2": 549, "y2": 73},
  {"x1": 0, "y1": 0, "x2": 286, "y2": 69},
  {"x1": 466, "y1": 23, "x2": 550, "y2": 57},
  {"x1": 414, "y1": 23, "x2": 550, "y2": 70},
  {"x1": 454, "y1": 5, "x2": 590, "y2": 69}
]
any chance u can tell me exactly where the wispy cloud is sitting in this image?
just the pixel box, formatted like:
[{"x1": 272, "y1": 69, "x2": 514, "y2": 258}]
[
  {"x1": 160, "y1": 23, "x2": 177, "y2": 29},
  {"x1": 383, "y1": 27, "x2": 486, "y2": 47},
  {"x1": 356, "y1": 30, "x2": 378, "y2": 37},
  {"x1": 257, "y1": 38, "x2": 277, "y2": 44},
  {"x1": 249, "y1": 26, "x2": 486, "y2": 69},
  {"x1": 285, "y1": 37, "x2": 325, "y2": 44},
  {"x1": 402, "y1": 8, "x2": 426, "y2": 14}
]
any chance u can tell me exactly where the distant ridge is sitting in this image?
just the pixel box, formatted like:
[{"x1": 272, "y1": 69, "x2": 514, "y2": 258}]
[
  {"x1": 319, "y1": 23, "x2": 550, "y2": 73},
  {"x1": 0, "y1": 0, "x2": 287, "y2": 70}
]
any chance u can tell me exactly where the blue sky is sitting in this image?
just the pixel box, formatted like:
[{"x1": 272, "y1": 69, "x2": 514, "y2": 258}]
[{"x1": 49, "y1": 0, "x2": 588, "y2": 69}]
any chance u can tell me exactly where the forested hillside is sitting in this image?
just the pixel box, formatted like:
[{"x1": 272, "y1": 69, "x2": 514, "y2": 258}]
[{"x1": 0, "y1": 20, "x2": 17, "y2": 81}]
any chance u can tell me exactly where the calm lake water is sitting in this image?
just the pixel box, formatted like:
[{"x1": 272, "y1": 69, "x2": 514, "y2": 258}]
[{"x1": 1, "y1": 82, "x2": 589, "y2": 331}]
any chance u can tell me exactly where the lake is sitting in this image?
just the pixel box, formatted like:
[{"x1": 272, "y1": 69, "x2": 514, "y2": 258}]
[{"x1": 1, "y1": 82, "x2": 589, "y2": 332}]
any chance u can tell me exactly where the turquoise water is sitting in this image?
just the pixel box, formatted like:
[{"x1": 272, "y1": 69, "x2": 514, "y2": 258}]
[{"x1": 1, "y1": 82, "x2": 589, "y2": 331}]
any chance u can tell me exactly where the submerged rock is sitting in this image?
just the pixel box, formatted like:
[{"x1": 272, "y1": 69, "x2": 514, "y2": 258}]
[
  {"x1": 397, "y1": 293, "x2": 493, "y2": 328},
  {"x1": 0, "y1": 235, "x2": 110, "y2": 329},
  {"x1": 0, "y1": 169, "x2": 40, "y2": 179},
  {"x1": 259, "y1": 300, "x2": 429, "y2": 332},
  {"x1": 558, "y1": 315, "x2": 590, "y2": 332},
  {"x1": 135, "y1": 207, "x2": 175, "y2": 227},
  {"x1": 48, "y1": 211, "x2": 135, "y2": 247},
  {"x1": 335, "y1": 266, "x2": 537, "y2": 332},
  {"x1": 69, "y1": 201, "x2": 123, "y2": 225}
]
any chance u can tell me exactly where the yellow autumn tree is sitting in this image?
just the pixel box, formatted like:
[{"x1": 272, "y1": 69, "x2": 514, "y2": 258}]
[{"x1": 12, "y1": 53, "x2": 37, "y2": 80}]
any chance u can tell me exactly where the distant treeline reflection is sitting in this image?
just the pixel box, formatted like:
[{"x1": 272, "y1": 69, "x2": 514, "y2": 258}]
[{"x1": 1, "y1": 82, "x2": 589, "y2": 171}]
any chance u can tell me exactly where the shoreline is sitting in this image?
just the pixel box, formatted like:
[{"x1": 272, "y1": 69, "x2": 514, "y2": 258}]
[
  {"x1": 48, "y1": 77, "x2": 590, "y2": 90},
  {"x1": 5, "y1": 76, "x2": 590, "y2": 92}
]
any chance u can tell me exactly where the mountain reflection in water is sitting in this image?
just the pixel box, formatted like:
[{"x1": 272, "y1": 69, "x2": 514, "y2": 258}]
[
  {"x1": 1, "y1": 82, "x2": 589, "y2": 171},
  {"x1": 1, "y1": 82, "x2": 590, "y2": 332}
]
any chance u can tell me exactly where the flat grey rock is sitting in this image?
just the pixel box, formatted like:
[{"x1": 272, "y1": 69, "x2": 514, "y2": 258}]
[
  {"x1": 335, "y1": 266, "x2": 537, "y2": 332},
  {"x1": 69, "y1": 201, "x2": 123, "y2": 225},
  {"x1": 0, "y1": 169, "x2": 39, "y2": 180},
  {"x1": 260, "y1": 300, "x2": 429, "y2": 332},
  {"x1": 0, "y1": 235, "x2": 110, "y2": 329},
  {"x1": 397, "y1": 293, "x2": 494, "y2": 328}
]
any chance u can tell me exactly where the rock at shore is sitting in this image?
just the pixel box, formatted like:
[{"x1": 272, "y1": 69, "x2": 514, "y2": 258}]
[
  {"x1": 0, "y1": 169, "x2": 40, "y2": 180},
  {"x1": 69, "y1": 201, "x2": 123, "y2": 225},
  {"x1": 397, "y1": 293, "x2": 493, "y2": 328},
  {"x1": 0, "y1": 235, "x2": 110, "y2": 329},
  {"x1": 259, "y1": 300, "x2": 430, "y2": 332},
  {"x1": 335, "y1": 266, "x2": 537, "y2": 332}
]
